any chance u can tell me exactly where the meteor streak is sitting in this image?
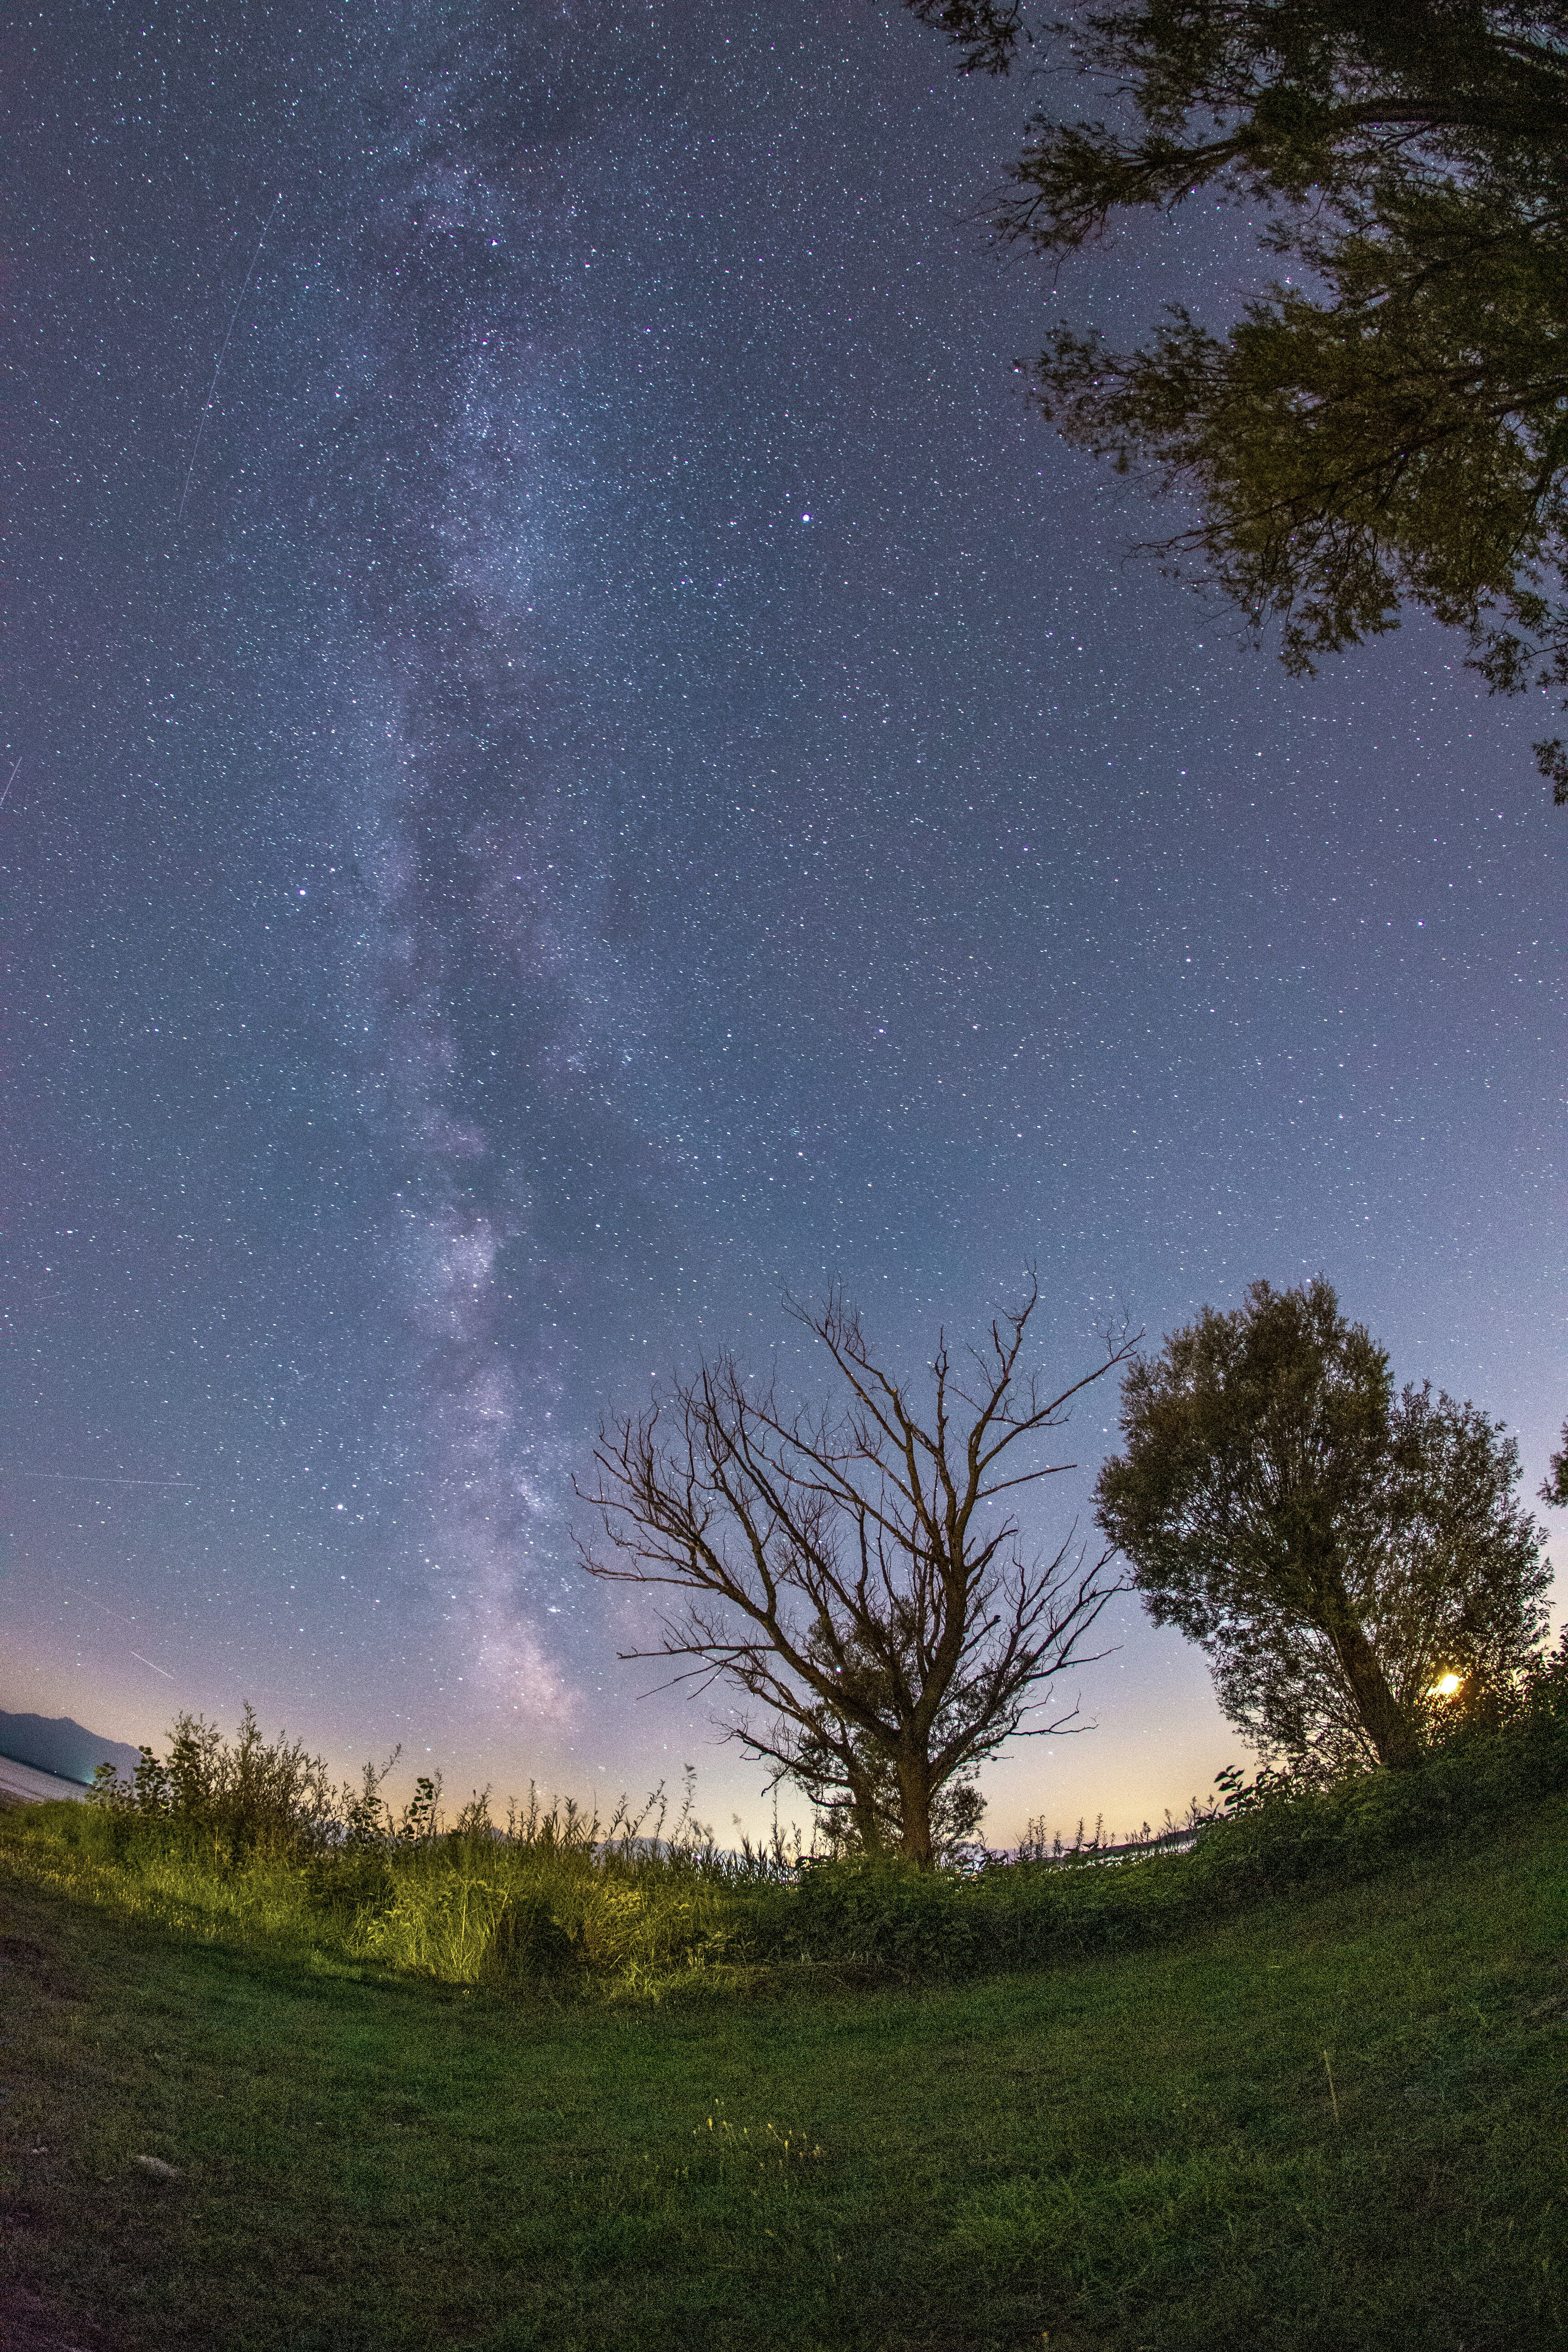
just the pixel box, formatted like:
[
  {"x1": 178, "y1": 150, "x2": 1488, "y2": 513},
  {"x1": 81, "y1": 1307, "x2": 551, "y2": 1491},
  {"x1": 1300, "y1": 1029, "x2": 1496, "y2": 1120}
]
[{"x1": 176, "y1": 193, "x2": 282, "y2": 527}]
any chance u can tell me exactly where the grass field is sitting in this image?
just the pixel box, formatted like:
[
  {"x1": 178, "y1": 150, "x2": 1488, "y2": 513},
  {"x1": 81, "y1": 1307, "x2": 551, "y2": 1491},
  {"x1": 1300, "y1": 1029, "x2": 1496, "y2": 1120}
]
[{"x1": 2, "y1": 1793, "x2": 1563, "y2": 2352}]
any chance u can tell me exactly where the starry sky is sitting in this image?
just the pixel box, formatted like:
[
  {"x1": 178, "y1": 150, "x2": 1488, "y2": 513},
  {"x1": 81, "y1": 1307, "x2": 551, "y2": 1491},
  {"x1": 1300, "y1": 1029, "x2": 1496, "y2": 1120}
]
[{"x1": 4, "y1": 0, "x2": 1563, "y2": 1842}]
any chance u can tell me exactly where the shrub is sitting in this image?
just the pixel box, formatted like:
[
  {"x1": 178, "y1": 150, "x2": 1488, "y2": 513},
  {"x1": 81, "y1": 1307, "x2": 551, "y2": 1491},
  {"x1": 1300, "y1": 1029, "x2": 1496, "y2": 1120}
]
[
  {"x1": 778, "y1": 1855, "x2": 979, "y2": 1978},
  {"x1": 89, "y1": 1704, "x2": 342, "y2": 1859}
]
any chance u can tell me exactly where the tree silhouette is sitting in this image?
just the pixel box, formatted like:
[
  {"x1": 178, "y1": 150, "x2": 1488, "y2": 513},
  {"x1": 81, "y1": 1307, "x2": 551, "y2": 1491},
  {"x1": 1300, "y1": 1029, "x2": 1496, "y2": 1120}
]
[
  {"x1": 578, "y1": 1280, "x2": 1130, "y2": 1862},
  {"x1": 908, "y1": 1, "x2": 1568, "y2": 800}
]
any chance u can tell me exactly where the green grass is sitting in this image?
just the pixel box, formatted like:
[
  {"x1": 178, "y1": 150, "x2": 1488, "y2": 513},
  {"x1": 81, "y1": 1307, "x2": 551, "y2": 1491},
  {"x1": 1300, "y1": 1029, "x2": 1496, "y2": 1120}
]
[{"x1": 2, "y1": 1796, "x2": 1563, "y2": 2351}]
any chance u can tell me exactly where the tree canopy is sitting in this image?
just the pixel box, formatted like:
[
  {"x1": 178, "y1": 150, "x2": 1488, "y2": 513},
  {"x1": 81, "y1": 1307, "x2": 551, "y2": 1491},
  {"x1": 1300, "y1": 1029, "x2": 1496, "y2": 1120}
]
[
  {"x1": 1094, "y1": 1276, "x2": 1550, "y2": 1771},
  {"x1": 907, "y1": 1, "x2": 1568, "y2": 801}
]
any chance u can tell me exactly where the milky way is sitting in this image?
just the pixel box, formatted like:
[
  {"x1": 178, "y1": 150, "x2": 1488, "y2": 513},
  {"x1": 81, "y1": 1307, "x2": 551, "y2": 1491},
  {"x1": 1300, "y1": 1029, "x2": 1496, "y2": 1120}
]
[{"x1": 5, "y1": 0, "x2": 1561, "y2": 1833}]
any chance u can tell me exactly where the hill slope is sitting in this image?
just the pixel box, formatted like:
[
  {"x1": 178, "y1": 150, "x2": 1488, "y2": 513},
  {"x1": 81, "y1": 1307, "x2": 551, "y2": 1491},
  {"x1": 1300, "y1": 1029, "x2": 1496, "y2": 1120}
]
[
  {"x1": 0, "y1": 1794, "x2": 1562, "y2": 2352},
  {"x1": 0, "y1": 1710, "x2": 142, "y2": 1787}
]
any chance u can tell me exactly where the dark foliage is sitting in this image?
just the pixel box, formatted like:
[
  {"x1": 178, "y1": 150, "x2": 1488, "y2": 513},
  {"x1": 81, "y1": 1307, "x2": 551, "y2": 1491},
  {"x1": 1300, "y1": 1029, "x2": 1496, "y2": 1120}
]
[
  {"x1": 31, "y1": 1641, "x2": 1568, "y2": 1994},
  {"x1": 87, "y1": 1704, "x2": 344, "y2": 1859},
  {"x1": 906, "y1": 0, "x2": 1568, "y2": 799},
  {"x1": 1542, "y1": 1418, "x2": 1568, "y2": 1507},
  {"x1": 733, "y1": 1629, "x2": 1568, "y2": 1979},
  {"x1": 1093, "y1": 1277, "x2": 1549, "y2": 1771}
]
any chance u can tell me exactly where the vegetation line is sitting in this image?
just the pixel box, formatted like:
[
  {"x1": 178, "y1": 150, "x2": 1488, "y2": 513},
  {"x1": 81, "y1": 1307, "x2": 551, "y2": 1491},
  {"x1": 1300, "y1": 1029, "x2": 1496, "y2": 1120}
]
[{"x1": 5, "y1": 1635, "x2": 1565, "y2": 2000}]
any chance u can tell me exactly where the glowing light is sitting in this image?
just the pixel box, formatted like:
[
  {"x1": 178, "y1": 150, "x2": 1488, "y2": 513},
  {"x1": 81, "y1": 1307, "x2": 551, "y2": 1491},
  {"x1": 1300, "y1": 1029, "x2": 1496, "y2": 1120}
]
[{"x1": 1432, "y1": 1672, "x2": 1462, "y2": 1697}]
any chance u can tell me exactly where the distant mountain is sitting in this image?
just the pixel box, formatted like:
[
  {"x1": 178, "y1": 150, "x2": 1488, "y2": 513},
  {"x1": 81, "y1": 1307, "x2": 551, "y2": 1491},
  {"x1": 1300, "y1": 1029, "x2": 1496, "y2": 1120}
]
[{"x1": 0, "y1": 1710, "x2": 143, "y2": 1787}]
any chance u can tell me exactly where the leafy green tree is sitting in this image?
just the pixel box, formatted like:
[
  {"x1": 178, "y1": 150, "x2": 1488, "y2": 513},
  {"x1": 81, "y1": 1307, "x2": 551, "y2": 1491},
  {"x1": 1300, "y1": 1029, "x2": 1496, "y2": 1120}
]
[
  {"x1": 1094, "y1": 1277, "x2": 1550, "y2": 1771},
  {"x1": 1203, "y1": 1380, "x2": 1551, "y2": 1768},
  {"x1": 1541, "y1": 1422, "x2": 1568, "y2": 1508},
  {"x1": 907, "y1": 1, "x2": 1568, "y2": 800},
  {"x1": 577, "y1": 1281, "x2": 1128, "y2": 1865}
]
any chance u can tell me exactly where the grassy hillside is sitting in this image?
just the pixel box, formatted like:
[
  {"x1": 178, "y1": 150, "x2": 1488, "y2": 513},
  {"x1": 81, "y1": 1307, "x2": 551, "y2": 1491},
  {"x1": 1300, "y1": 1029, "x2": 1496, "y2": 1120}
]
[{"x1": 2, "y1": 1792, "x2": 1563, "y2": 2352}]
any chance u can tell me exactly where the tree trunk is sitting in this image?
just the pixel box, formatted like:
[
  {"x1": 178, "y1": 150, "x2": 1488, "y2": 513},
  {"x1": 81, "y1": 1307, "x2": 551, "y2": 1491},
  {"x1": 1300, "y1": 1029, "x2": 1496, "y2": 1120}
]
[
  {"x1": 896, "y1": 1750, "x2": 935, "y2": 1866},
  {"x1": 846, "y1": 1761, "x2": 885, "y2": 1854},
  {"x1": 1314, "y1": 1569, "x2": 1419, "y2": 1768}
]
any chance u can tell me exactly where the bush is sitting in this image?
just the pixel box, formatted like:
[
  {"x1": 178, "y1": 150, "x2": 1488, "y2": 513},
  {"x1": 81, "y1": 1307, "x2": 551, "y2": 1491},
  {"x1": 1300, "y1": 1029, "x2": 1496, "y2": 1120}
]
[
  {"x1": 88, "y1": 1704, "x2": 342, "y2": 1859},
  {"x1": 774, "y1": 1855, "x2": 979, "y2": 1978}
]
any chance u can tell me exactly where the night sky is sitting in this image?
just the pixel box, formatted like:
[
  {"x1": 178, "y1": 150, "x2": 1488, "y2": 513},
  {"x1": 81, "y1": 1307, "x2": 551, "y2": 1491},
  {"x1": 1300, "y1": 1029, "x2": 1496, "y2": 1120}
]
[{"x1": 4, "y1": 0, "x2": 1562, "y2": 1841}]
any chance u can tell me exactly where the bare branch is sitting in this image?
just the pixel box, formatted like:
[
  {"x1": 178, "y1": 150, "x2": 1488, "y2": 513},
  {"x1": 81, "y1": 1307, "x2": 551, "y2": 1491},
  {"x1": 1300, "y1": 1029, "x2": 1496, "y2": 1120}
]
[{"x1": 576, "y1": 1282, "x2": 1129, "y2": 1863}]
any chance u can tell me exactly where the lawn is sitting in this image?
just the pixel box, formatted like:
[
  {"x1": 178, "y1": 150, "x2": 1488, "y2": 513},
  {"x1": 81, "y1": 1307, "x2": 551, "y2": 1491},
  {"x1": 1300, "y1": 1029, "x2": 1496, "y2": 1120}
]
[{"x1": 2, "y1": 1798, "x2": 1563, "y2": 2352}]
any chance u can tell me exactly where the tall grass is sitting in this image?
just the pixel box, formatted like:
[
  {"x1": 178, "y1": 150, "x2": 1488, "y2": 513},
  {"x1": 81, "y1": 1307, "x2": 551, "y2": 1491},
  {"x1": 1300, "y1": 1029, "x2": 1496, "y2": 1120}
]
[
  {"x1": 9, "y1": 1633, "x2": 1566, "y2": 1998},
  {"x1": 22, "y1": 1725, "x2": 790, "y2": 1994}
]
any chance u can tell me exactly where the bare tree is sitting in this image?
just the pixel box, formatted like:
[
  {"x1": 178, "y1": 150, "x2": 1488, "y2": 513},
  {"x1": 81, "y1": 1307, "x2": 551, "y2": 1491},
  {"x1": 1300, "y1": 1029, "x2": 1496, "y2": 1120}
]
[{"x1": 576, "y1": 1280, "x2": 1133, "y2": 1864}]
